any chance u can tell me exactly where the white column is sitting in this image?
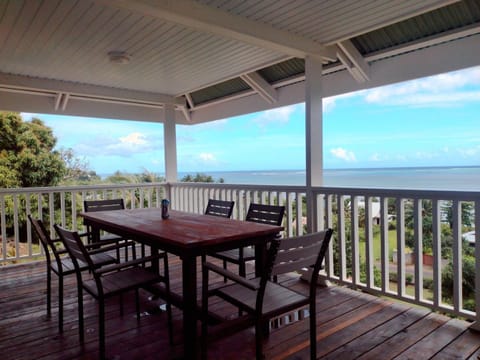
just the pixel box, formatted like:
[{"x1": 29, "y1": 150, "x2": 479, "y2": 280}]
[
  {"x1": 163, "y1": 104, "x2": 178, "y2": 183},
  {"x1": 305, "y1": 56, "x2": 323, "y2": 232}
]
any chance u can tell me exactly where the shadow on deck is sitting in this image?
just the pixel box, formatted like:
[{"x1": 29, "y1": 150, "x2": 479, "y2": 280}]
[{"x1": 1, "y1": 257, "x2": 480, "y2": 359}]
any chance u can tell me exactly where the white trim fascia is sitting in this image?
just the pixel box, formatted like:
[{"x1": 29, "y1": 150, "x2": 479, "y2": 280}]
[
  {"x1": 99, "y1": 0, "x2": 337, "y2": 61},
  {"x1": 0, "y1": 72, "x2": 181, "y2": 105}
]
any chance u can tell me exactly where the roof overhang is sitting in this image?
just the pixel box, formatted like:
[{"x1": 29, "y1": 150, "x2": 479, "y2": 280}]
[{"x1": 0, "y1": 0, "x2": 478, "y2": 123}]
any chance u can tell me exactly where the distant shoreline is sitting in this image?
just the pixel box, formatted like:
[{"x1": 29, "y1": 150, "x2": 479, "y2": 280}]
[
  {"x1": 99, "y1": 164, "x2": 480, "y2": 179},
  {"x1": 99, "y1": 165, "x2": 480, "y2": 190}
]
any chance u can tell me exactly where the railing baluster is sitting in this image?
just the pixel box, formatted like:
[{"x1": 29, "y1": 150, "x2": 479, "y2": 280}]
[
  {"x1": 396, "y1": 198, "x2": 406, "y2": 297},
  {"x1": 351, "y1": 196, "x2": 360, "y2": 286},
  {"x1": 432, "y1": 199, "x2": 441, "y2": 309},
  {"x1": 452, "y1": 200, "x2": 462, "y2": 313},
  {"x1": 365, "y1": 196, "x2": 374, "y2": 288},
  {"x1": 414, "y1": 198, "x2": 424, "y2": 302},
  {"x1": 473, "y1": 201, "x2": 480, "y2": 330},
  {"x1": 337, "y1": 195, "x2": 346, "y2": 282},
  {"x1": 380, "y1": 196, "x2": 389, "y2": 293},
  {"x1": 1, "y1": 195, "x2": 7, "y2": 261}
]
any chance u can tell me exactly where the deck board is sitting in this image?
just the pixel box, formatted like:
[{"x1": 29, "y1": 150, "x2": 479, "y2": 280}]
[{"x1": 1, "y1": 258, "x2": 480, "y2": 359}]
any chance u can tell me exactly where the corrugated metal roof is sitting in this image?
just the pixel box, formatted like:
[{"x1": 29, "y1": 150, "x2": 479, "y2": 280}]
[
  {"x1": 191, "y1": 0, "x2": 480, "y2": 107},
  {"x1": 352, "y1": 0, "x2": 480, "y2": 55},
  {"x1": 258, "y1": 58, "x2": 305, "y2": 84},
  {"x1": 190, "y1": 77, "x2": 250, "y2": 105}
]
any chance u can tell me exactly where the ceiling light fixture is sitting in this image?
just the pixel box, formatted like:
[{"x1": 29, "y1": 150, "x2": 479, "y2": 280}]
[{"x1": 108, "y1": 51, "x2": 131, "y2": 64}]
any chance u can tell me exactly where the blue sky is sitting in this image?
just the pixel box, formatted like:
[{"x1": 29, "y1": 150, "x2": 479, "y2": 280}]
[{"x1": 22, "y1": 65, "x2": 480, "y2": 175}]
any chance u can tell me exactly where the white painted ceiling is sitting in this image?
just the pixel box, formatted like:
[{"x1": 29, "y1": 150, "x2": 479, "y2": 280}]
[{"x1": 0, "y1": 0, "x2": 478, "y2": 124}]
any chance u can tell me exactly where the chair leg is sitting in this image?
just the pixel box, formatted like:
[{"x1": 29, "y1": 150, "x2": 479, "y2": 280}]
[
  {"x1": 77, "y1": 284, "x2": 84, "y2": 344},
  {"x1": 163, "y1": 255, "x2": 174, "y2": 345},
  {"x1": 135, "y1": 289, "x2": 140, "y2": 321},
  {"x1": 99, "y1": 298, "x2": 106, "y2": 360},
  {"x1": 132, "y1": 241, "x2": 137, "y2": 259},
  {"x1": 58, "y1": 275, "x2": 64, "y2": 333},
  {"x1": 310, "y1": 304, "x2": 316, "y2": 360},
  {"x1": 239, "y1": 261, "x2": 246, "y2": 278},
  {"x1": 46, "y1": 268, "x2": 52, "y2": 318},
  {"x1": 223, "y1": 259, "x2": 228, "y2": 283},
  {"x1": 201, "y1": 265, "x2": 209, "y2": 360},
  {"x1": 255, "y1": 320, "x2": 265, "y2": 360}
]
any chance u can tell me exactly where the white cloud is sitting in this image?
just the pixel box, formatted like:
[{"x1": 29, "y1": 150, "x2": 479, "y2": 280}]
[
  {"x1": 362, "y1": 66, "x2": 480, "y2": 107},
  {"x1": 330, "y1": 147, "x2": 356, "y2": 162},
  {"x1": 251, "y1": 105, "x2": 295, "y2": 126},
  {"x1": 370, "y1": 153, "x2": 383, "y2": 161},
  {"x1": 458, "y1": 146, "x2": 480, "y2": 157},
  {"x1": 76, "y1": 131, "x2": 159, "y2": 156},
  {"x1": 199, "y1": 152, "x2": 216, "y2": 162},
  {"x1": 119, "y1": 132, "x2": 147, "y2": 145}
]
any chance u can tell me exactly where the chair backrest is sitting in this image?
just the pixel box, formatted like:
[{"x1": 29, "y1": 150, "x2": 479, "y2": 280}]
[
  {"x1": 54, "y1": 224, "x2": 94, "y2": 271},
  {"x1": 254, "y1": 229, "x2": 333, "y2": 313},
  {"x1": 205, "y1": 199, "x2": 235, "y2": 218},
  {"x1": 272, "y1": 229, "x2": 333, "y2": 278},
  {"x1": 245, "y1": 203, "x2": 285, "y2": 226},
  {"x1": 84, "y1": 198, "x2": 125, "y2": 212},
  {"x1": 28, "y1": 215, "x2": 62, "y2": 265}
]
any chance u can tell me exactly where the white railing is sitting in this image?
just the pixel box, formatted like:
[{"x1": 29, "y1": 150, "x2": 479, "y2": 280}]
[
  {"x1": 1, "y1": 182, "x2": 480, "y2": 326},
  {"x1": 0, "y1": 183, "x2": 168, "y2": 263}
]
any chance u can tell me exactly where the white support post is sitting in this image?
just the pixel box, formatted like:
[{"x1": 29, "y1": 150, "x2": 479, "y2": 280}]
[
  {"x1": 305, "y1": 56, "x2": 323, "y2": 233},
  {"x1": 164, "y1": 104, "x2": 178, "y2": 194}
]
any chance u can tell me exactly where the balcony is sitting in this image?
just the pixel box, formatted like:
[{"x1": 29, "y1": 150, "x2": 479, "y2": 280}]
[{"x1": 1, "y1": 182, "x2": 480, "y2": 358}]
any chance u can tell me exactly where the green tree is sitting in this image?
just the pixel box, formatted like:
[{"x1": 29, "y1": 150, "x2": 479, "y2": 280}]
[
  {"x1": 0, "y1": 112, "x2": 66, "y2": 188},
  {"x1": 60, "y1": 148, "x2": 100, "y2": 184},
  {"x1": 181, "y1": 173, "x2": 224, "y2": 183}
]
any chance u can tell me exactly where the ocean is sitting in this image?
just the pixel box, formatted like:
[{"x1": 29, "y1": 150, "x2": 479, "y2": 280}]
[{"x1": 177, "y1": 166, "x2": 480, "y2": 191}]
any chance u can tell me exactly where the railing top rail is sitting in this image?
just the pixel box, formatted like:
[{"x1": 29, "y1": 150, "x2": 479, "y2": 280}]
[
  {"x1": 312, "y1": 186, "x2": 480, "y2": 200},
  {"x1": 0, "y1": 182, "x2": 167, "y2": 195},
  {"x1": 169, "y1": 182, "x2": 306, "y2": 192},
  {"x1": 2, "y1": 181, "x2": 480, "y2": 201}
]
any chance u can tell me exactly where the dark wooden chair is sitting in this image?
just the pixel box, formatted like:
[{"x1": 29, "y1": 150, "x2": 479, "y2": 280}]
[
  {"x1": 54, "y1": 224, "x2": 173, "y2": 360},
  {"x1": 83, "y1": 199, "x2": 137, "y2": 260},
  {"x1": 205, "y1": 199, "x2": 235, "y2": 218},
  {"x1": 28, "y1": 215, "x2": 119, "y2": 333},
  {"x1": 208, "y1": 203, "x2": 285, "y2": 278},
  {"x1": 201, "y1": 228, "x2": 333, "y2": 360}
]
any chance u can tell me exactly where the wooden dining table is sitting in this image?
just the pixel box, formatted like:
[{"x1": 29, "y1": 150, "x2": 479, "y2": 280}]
[{"x1": 80, "y1": 207, "x2": 283, "y2": 359}]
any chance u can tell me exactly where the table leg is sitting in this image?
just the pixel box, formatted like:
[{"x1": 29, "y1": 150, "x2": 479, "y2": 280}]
[
  {"x1": 254, "y1": 239, "x2": 268, "y2": 277},
  {"x1": 182, "y1": 254, "x2": 198, "y2": 359}
]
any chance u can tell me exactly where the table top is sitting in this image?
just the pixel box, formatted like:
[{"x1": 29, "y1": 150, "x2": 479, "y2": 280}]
[{"x1": 80, "y1": 208, "x2": 283, "y2": 253}]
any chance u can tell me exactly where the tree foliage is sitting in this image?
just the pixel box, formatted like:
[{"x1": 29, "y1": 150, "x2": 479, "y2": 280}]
[
  {"x1": 0, "y1": 112, "x2": 66, "y2": 188},
  {"x1": 60, "y1": 148, "x2": 100, "y2": 184},
  {"x1": 181, "y1": 172, "x2": 224, "y2": 183}
]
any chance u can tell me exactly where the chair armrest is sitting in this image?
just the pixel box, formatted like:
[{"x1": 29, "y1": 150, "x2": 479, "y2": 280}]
[
  {"x1": 86, "y1": 242, "x2": 131, "y2": 254},
  {"x1": 96, "y1": 254, "x2": 164, "y2": 274},
  {"x1": 203, "y1": 262, "x2": 259, "y2": 291}
]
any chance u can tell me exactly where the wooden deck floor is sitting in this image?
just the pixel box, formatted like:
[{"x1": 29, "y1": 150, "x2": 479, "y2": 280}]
[{"x1": 1, "y1": 256, "x2": 480, "y2": 360}]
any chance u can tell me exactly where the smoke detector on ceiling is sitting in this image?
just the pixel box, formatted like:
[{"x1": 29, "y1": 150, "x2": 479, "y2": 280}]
[{"x1": 108, "y1": 51, "x2": 131, "y2": 64}]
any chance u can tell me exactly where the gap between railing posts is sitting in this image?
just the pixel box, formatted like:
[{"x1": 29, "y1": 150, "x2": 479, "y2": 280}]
[{"x1": 0, "y1": 183, "x2": 167, "y2": 264}]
